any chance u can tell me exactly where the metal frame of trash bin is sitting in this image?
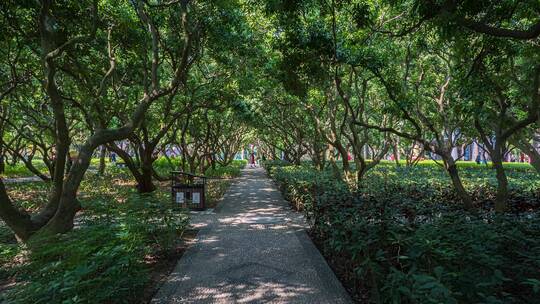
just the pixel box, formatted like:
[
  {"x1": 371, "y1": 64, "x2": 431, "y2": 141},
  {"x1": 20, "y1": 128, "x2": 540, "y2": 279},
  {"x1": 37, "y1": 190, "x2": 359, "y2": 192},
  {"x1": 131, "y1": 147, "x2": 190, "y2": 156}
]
[{"x1": 171, "y1": 171, "x2": 207, "y2": 211}]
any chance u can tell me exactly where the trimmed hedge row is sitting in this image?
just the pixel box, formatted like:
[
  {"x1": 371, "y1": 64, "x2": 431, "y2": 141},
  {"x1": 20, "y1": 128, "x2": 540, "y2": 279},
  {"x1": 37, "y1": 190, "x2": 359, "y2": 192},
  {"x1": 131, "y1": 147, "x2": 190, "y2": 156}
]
[
  {"x1": 153, "y1": 158, "x2": 247, "y2": 178},
  {"x1": 265, "y1": 163, "x2": 540, "y2": 303}
]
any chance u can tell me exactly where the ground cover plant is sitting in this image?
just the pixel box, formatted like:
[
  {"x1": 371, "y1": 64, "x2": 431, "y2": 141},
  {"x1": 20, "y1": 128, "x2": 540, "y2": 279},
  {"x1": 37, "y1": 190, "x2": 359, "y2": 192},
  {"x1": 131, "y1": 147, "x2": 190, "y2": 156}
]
[
  {"x1": 265, "y1": 161, "x2": 540, "y2": 303},
  {"x1": 0, "y1": 159, "x2": 241, "y2": 303}
]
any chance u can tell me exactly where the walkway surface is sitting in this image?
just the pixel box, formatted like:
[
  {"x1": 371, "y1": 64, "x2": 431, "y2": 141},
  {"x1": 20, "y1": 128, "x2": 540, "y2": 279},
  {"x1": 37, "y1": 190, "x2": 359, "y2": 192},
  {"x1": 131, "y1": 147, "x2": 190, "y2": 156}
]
[
  {"x1": 3, "y1": 176, "x2": 44, "y2": 183},
  {"x1": 152, "y1": 167, "x2": 352, "y2": 304}
]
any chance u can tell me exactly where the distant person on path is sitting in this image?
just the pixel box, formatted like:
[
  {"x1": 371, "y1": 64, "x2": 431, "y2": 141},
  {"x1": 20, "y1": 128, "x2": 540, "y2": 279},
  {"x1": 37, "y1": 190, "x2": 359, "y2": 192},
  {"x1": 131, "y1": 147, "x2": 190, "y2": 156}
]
[
  {"x1": 250, "y1": 151, "x2": 256, "y2": 168},
  {"x1": 110, "y1": 151, "x2": 117, "y2": 164}
]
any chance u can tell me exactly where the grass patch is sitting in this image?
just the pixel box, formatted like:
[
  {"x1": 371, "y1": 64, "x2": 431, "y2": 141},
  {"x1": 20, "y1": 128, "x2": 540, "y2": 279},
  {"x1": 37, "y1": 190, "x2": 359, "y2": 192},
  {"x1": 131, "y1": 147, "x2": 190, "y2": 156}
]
[{"x1": 1, "y1": 161, "x2": 49, "y2": 178}]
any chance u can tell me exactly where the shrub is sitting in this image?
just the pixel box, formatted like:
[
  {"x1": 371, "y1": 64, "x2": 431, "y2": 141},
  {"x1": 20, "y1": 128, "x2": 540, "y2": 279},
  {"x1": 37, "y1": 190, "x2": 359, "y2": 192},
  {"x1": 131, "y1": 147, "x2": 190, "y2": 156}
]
[
  {"x1": 205, "y1": 160, "x2": 247, "y2": 178},
  {"x1": 267, "y1": 163, "x2": 540, "y2": 303},
  {"x1": 152, "y1": 157, "x2": 247, "y2": 178},
  {"x1": 2, "y1": 193, "x2": 188, "y2": 304},
  {"x1": 261, "y1": 160, "x2": 291, "y2": 175}
]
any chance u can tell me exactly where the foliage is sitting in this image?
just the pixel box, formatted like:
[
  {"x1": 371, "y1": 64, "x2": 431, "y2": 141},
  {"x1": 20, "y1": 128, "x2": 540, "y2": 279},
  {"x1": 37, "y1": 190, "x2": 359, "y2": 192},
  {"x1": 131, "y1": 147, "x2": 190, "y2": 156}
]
[
  {"x1": 0, "y1": 158, "x2": 242, "y2": 303},
  {"x1": 261, "y1": 159, "x2": 291, "y2": 175},
  {"x1": 0, "y1": 0, "x2": 539, "y2": 302},
  {"x1": 0, "y1": 162, "x2": 48, "y2": 178},
  {"x1": 205, "y1": 160, "x2": 247, "y2": 178},
  {"x1": 250, "y1": 0, "x2": 540, "y2": 213},
  {"x1": 268, "y1": 162, "x2": 540, "y2": 303},
  {"x1": 1, "y1": 180, "x2": 188, "y2": 304},
  {"x1": 142, "y1": 157, "x2": 247, "y2": 179},
  {"x1": 0, "y1": 224, "x2": 18, "y2": 280},
  {"x1": 383, "y1": 160, "x2": 536, "y2": 172}
]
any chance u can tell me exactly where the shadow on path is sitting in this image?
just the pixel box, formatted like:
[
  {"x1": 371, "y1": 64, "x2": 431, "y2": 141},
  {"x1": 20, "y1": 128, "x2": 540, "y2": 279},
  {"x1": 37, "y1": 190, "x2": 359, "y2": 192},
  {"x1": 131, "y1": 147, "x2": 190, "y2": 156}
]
[{"x1": 152, "y1": 167, "x2": 352, "y2": 304}]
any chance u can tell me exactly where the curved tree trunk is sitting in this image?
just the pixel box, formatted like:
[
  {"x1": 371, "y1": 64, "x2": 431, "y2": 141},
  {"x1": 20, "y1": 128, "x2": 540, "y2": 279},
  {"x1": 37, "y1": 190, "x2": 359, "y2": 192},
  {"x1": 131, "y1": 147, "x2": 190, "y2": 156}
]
[
  {"x1": 327, "y1": 145, "x2": 343, "y2": 180},
  {"x1": 510, "y1": 137, "x2": 540, "y2": 174},
  {"x1": 12, "y1": 148, "x2": 51, "y2": 181},
  {"x1": 491, "y1": 151, "x2": 509, "y2": 213},
  {"x1": 356, "y1": 164, "x2": 366, "y2": 188},
  {"x1": 22, "y1": 157, "x2": 51, "y2": 181},
  {"x1": 392, "y1": 142, "x2": 401, "y2": 167},
  {"x1": 137, "y1": 167, "x2": 156, "y2": 193},
  {"x1": 36, "y1": 144, "x2": 98, "y2": 237},
  {"x1": 444, "y1": 157, "x2": 474, "y2": 210},
  {"x1": 0, "y1": 152, "x2": 5, "y2": 174},
  {"x1": 97, "y1": 146, "x2": 106, "y2": 175},
  {"x1": 108, "y1": 143, "x2": 157, "y2": 193},
  {"x1": 137, "y1": 149, "x2": 157, "y2": 193},
  {"x1": 335, "y1": 143, "x2": 350, "y2": 174}
]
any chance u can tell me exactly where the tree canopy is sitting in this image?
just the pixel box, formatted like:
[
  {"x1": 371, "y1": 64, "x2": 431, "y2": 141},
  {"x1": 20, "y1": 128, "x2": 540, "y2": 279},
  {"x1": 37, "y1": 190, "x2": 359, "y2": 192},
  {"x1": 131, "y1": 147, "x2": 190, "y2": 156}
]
[{"x1": 0, "y1": 0, "x2": 539, "y2": 239}]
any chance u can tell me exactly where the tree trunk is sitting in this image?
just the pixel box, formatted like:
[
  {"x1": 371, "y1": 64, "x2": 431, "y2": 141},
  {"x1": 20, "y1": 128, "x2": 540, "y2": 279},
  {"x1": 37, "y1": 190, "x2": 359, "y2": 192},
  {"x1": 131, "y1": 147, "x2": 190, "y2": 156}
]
[
  {"x1": 210, "y1": 155, "x2": 216, "y2": 170},
  {"x1": 0, "y1": 153, "x2": 5, "y2": 174},
  {"x1": 136, "y1": 149, "x2": 157, "y2": 193},
  {"x1": 18, "y1": 153, "x2": 51, "y2": 181},
  {"x1": 356, "y1": 164, "x2": 366, "y2": 189},
  {"x1": 293, "y1": 151, "x2": 302, "y2": 165},
  {"x1": 108, "y1": 144, "x2": 156, "y2": 193},
  {"x1": 222, "y1": 153, "x2": 234, "y2": 167},
  {"x1": 510, "y1": 137, "x2": 540, "y2": 174},
  {"x1": 188, "y1": 156, "x2": 197, "y2": 174},
  {"x1": 97, "y1": 146, "x2": 106, "y2": 175},
  {"x1": 326, "y1": 144, "x2": 341, "y2": 179},
  {"x1": 36, "y1": 146, "x2": 96, "y2": 237},
  {"x1": 312, "y1": 152, "x2": 323, "y2": 171},
  {"x1": 335, "y1": 143, "x2": 350, "y2": 173},
  {"x1": 43, "y1": 154, "x2": 55, "y2": 178},
  {"x1": 392, "y1": 142, "x2": 401, "y2": 167},
  {"x1": 491, "y1": 152, "x2": 509, "y2": 212},
  {"x1": 270, "y1": 148, "x2": 277, "y2": 160},
  {"x1": 137, "y1": 167, "x2": 156, "y2": 193},
  {"x1": 444, "y1": 157, "x2": 474, "y2": 210}
]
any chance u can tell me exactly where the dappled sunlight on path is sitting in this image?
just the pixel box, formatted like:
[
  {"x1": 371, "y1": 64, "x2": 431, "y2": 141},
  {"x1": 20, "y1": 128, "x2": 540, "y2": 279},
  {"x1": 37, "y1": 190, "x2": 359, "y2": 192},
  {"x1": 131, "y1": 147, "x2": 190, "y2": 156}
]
[{"x1": 152, "y1": 167, "x2": 351, "y2": 303}]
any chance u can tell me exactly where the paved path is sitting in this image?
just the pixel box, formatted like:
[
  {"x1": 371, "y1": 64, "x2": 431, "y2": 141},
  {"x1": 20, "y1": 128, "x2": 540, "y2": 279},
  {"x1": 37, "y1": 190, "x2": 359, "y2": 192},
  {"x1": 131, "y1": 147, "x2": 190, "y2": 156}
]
[
  {"x1": 2, "y1": 168, "x2": 99, "y2": 184},
  {"x1": 152, "y1": 167, "x2": 352, "y2": 304},
  {"x1": 2, "y1": 176, "x2": 44, "y2": 183}
]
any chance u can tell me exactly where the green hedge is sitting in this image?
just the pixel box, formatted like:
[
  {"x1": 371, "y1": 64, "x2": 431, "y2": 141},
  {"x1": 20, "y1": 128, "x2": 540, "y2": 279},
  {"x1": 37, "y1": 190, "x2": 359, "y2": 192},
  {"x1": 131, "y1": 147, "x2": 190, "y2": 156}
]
[
  {"x1": 268, "y1": 163, "x2": 540, "y2": 303},
  {"x1": 205, "y1": 160, "x2": 247, "y2": 178},
  {"x1": 379, "y1": 160, "x2": 535, "y2": 172},
  {"x1": 153, "y1": 157, "x2": 247, "y2": 178},
  {"x1": 261, "y1": 160, "x2": 291, "y2": 175}
]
